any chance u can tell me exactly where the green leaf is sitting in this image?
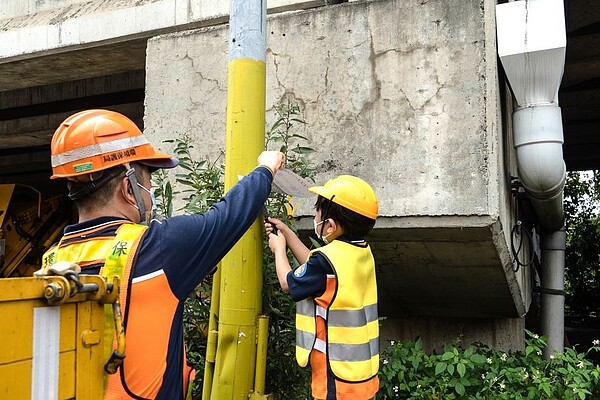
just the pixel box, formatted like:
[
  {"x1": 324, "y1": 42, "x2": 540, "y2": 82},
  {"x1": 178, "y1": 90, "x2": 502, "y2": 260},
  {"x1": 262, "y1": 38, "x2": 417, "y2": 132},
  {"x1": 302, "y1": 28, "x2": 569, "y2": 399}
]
[
  {"x1": 411, "y1": 358, "x2": 419, "y2": 370},
  {"x1": 290, "y1": 146, "x2": 316, "y2": 154},
  {"x1": 435, "y1": 362, "x2": 447, "y2": 375},
  {"x1": 464, "y1": 346, "x2": 474, "y2": 358},
  {"x1": 447, "y1": 363, "x2": 455, "y2": 375},
  {"x1": 457, "y1": 363, "x2": 466, "y2": 377},
  {"x1": 541, "y1": 383, "x2": 552, "y2": 397},
  {"x1": 470, "y1": 354, "x2": 487, "y2": 364}
]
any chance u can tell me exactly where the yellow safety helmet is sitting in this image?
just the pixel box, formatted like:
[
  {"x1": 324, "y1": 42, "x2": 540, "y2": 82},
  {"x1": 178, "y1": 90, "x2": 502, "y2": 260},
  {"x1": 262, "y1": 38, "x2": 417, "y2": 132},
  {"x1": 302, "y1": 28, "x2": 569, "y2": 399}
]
[
  {"x1": 309, "y1": 175, "x2": 378, "y2": 220},
  {"x1": 50, "y1": 109, "x2": 178, "y2": 179}
]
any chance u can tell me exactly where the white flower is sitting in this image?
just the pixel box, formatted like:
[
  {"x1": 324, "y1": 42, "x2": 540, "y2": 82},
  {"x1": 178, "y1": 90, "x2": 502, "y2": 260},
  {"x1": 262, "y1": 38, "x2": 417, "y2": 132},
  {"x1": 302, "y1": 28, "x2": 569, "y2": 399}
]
[
  {"x1": 593, "y1": 339, "x2": 600, "y2": 346},
  {"x1": 500, "y1": 353, "x2": 507, "y2": 361},
  {"x1": 383, "y1": 359, "x2": 388, "y2": 365},
  {"x1": 550, "y1": 354, "x2": 555, "y2": 359},
  {"x1": 533, "y1": 334, "x2": 539, "y2": 339},
  {"x1": 578, "y1": 361, "x2": 585, "y2": 369},
  {"x1": 486, "y1": 357, "x2": 493, "y2": 364},
  {"x1": 481, "y1": 374, "x2": 486, "y2": 379},
  {"x1": 393, "y1": 385, "x2": 399, "y2": 393},
  {"x1": 537, "y1": 350, "x2": 542, "y2": 356},
  {"x1": 390, "y1": 340, "x2": 395, "y2": 346},
  {"x1": 499, "y1": 383, "x2": 506, "y2": 390}
]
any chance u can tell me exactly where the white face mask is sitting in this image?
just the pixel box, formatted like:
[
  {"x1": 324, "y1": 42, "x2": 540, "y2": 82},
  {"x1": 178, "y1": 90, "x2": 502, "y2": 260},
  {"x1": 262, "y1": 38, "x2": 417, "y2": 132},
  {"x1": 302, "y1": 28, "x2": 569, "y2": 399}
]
[
  {"x1": 137, "y1": 183, "x2": 156, "y2": 224},
  {"x1": 313, "y1": 218, "x2": 332, "y2": 244},
  {"x1": 137, "y1": 183, "x2": 156, "y2": 210}
]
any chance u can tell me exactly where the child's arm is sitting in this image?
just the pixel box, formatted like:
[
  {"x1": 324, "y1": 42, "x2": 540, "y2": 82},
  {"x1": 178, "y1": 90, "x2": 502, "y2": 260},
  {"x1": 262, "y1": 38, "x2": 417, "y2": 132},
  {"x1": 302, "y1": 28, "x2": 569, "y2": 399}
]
[
  {"x1": 266, "y1": 217, "x2": 310, "y2": 263},
  {"x1": 267, "y1": 230, "x2": 291, "y2": 292}
]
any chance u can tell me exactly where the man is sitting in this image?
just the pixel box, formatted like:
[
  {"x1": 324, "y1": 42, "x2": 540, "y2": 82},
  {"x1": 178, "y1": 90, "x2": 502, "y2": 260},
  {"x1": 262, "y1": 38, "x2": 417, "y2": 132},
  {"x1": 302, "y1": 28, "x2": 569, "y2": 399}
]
[{"x1": 42, "y1": 109, "x2": 285, "y2": 399}]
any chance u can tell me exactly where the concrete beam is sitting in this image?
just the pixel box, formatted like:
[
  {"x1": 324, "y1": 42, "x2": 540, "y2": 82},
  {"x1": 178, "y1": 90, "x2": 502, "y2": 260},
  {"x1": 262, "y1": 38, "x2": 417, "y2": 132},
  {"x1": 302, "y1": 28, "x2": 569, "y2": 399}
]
[
  {"x1": 0, "y1": 0, "x2": 332, "y2": 62},
  {"x1": 0, "y1": 72, "x2": 144, "y2": 149}
]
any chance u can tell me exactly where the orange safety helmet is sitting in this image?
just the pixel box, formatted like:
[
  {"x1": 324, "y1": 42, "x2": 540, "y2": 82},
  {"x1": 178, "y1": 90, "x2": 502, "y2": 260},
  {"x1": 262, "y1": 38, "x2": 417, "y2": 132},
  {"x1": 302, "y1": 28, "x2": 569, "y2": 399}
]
[
  {"x1": 50, "y1": 109, "x2": 178, "y2": 179},
  {"x1": 309, "y1": 175, "x2": 378, "y2": 220}
]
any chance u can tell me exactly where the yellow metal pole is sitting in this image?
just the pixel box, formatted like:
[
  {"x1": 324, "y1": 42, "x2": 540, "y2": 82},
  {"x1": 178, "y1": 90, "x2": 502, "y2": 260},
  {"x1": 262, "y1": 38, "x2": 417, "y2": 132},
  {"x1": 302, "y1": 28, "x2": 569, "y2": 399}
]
[
  {"x1": 202, "y1": 264, "x2": 221, "y2": 399},
  {"x1": 254, "y1": 315, "x2": 269, "y2": 393},
  {"x1": 209, "y1": 0, "x2": 267, "y2": 399}
]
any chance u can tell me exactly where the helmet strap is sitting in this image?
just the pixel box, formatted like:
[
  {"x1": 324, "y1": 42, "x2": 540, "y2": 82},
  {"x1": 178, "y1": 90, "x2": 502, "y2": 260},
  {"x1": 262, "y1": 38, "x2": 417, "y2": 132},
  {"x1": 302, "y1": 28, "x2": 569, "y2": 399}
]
[
  {"x1": 67, "y1": 168, "x2": 123, "y2": 201},
  {"x1": 123, "y1": 163, "x2": 147, "y2": 224}
]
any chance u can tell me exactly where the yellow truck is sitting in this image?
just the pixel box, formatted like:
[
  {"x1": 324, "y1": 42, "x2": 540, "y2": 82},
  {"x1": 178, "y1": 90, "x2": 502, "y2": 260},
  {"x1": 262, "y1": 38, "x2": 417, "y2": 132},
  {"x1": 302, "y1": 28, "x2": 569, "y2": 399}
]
[
  {"x1": 0, "y1": 273, "x2": 121, "y2": 399},
  {"x1": 0, "y1": 184, "x2": 123, "y2": 399}
]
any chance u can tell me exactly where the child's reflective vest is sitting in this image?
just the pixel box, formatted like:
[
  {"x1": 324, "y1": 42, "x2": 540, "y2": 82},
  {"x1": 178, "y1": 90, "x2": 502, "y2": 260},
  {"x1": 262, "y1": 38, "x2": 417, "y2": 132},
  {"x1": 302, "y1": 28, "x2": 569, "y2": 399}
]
[{"x1": 295, "y1": 240, "x2": 379, "y2": 382}]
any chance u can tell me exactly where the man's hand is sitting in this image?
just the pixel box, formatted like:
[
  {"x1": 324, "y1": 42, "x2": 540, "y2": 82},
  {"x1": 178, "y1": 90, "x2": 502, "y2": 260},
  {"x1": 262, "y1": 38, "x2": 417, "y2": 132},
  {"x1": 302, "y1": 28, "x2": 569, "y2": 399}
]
[{"x1": 257, "y1": 151, "x2": 285, "y2": 176}]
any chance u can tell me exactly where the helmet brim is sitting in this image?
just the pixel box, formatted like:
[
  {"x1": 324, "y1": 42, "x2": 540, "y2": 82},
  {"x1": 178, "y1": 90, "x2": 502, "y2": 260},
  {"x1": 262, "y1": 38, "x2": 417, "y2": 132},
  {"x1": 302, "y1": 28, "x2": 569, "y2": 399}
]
[
  {"x1": 138, "y1": 153, "x2": 179, "y2": 172},
  {"x1": 309, "y1": 185, "x2": 334, "y2": 200}
]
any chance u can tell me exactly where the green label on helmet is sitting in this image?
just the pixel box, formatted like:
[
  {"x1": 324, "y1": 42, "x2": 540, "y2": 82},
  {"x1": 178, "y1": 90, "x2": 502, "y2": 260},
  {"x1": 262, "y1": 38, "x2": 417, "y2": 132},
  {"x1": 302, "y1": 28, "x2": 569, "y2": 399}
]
[{"x1": 74, "y1": 162, "x2": 93, "y2": 173}]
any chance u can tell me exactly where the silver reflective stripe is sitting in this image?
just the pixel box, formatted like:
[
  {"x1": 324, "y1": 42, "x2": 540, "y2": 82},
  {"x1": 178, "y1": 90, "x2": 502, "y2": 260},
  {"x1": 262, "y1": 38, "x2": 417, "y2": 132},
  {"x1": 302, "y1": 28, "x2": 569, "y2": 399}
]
[
  {"x1": 31, "y1": 307, "x2": 60, "y2": 400},
  {"x1": 297, "y1": 299, "x2": 315, "y2": 317},
  {"x1": 296, "y1": 329, "x2": 315, "y2": 351},
  {"x1": 328, "y1": 303, "x2": 378, "y2": 327},
  {"x1": 329, "y1": 337, "x2": 379, "y2": 362},
  {"x1": 51, "y1": 135, "x2": 150, "y2": 167},
  {"x1": 314, "y1": 338, "x2": 327, "y2": 354},
  {"x1": 315, "y1": 305, "x2": 327, "y2": 320}
]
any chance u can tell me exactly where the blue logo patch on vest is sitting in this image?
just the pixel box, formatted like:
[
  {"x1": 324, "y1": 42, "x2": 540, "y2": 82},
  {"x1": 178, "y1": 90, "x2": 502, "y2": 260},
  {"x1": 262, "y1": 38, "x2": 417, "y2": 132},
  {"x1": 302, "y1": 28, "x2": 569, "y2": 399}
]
[{"x1": 293, "y1": 263, "x2": 307, "y2": 277}]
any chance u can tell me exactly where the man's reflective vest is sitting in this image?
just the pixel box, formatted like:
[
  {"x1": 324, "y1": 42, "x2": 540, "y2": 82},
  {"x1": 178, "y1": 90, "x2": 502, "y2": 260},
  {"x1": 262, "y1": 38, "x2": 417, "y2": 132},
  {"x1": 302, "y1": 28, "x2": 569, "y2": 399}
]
[
  {"x1": 295, "y1": 240, "x2": 379, "y2": 382},
  {"x1": 42, "y1": 221, "x2": 193, "y2": 399}
]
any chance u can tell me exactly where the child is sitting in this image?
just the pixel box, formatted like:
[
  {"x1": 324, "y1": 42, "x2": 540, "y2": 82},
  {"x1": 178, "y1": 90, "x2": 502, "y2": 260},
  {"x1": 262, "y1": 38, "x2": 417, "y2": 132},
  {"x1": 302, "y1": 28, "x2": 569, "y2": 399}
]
[{"x1": 266, "y1": 175, "x2": 379, "y2": 400}]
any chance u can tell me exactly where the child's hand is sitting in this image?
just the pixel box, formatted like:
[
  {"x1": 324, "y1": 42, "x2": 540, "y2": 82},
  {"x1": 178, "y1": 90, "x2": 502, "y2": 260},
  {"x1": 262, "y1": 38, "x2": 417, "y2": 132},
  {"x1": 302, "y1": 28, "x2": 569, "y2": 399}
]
[
  {"x1": 265, "y1": 216, "x2": 308, "y2": 265},
  {"x1": 268, "y1": 229, "x2": 287, "y2": 253},
  {"x1": 265, "y1": 217, "x2": 289, "y2": 237}
]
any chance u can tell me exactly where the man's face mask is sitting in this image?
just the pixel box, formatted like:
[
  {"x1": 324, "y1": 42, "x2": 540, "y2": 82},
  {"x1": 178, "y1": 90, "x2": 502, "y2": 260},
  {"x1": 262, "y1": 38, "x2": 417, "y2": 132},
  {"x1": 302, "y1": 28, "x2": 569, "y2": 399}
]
[
  {"x1": 137, "y1": 183, "x2": 156, "y2": 223},
  {"x1": 313, "y1": 218, "x2": 332, "y2": 244}
]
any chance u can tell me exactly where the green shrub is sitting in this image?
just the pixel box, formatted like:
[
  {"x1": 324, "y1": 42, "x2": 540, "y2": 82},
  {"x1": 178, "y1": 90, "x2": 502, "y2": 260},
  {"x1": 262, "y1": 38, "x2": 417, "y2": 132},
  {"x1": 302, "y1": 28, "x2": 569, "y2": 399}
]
[
  {"x1": 378, "y1": 331, "x2": 600, "y2": 399},
  {"x1": 261, "y1": 99, "x2": 314, "y2": 399}
]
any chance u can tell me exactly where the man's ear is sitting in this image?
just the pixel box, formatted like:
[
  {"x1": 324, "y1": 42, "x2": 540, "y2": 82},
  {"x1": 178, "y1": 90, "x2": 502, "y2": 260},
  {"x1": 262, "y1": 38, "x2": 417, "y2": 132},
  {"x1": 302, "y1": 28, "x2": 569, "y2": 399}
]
[{"x1": 120, "y1": 178, "x2": 136, "y2": 205}]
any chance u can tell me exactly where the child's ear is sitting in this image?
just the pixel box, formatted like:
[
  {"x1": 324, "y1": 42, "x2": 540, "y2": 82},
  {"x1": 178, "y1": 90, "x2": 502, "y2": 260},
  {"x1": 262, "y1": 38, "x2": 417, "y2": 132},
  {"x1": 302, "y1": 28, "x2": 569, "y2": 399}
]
[{"x1": 327, "y1": 219, "x2": 337, "y2": 233}]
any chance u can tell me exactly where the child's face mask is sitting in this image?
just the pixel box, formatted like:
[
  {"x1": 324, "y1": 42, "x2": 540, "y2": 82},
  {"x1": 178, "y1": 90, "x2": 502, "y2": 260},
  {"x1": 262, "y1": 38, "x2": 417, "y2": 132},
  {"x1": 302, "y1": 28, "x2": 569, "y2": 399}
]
[{"x1": 313, "y1": 218, "x2": 332, "y2": 244}]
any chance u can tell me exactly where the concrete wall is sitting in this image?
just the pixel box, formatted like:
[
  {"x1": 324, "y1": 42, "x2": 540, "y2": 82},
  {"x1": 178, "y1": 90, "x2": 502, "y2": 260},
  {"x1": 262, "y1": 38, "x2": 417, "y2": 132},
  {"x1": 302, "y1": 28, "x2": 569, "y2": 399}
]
[
  {"x1": 381, "y1": 316, "x2": 526, "y2": 353},
  {"x1": 145, "y1": 0, "x2": 495, "y2": 218}
]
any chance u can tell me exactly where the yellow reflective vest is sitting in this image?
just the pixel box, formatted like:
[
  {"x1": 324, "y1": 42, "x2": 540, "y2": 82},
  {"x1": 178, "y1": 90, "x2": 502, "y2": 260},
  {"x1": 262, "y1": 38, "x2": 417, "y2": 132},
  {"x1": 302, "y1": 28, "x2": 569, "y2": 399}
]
[
  {"x1": 42, "y1": 221, "x2": 148, "y2": 395},
  {"x1": 295, "y1": 240, "x2": 379, "y2": 382}
]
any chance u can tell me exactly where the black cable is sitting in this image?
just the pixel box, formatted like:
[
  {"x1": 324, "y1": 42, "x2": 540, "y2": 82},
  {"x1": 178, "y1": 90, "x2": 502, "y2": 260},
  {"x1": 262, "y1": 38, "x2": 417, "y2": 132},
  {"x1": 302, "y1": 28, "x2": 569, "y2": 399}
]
[{"x1": 511, "y1": 221, "x2": 534, "y2": 272}]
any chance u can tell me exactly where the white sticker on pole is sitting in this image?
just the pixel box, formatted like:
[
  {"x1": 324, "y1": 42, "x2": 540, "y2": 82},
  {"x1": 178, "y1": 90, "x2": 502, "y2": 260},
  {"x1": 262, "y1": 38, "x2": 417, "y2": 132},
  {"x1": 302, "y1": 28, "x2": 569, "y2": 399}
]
[
  {"x1": 272, "y1": 168, "x2": 313, "y2": 198},
  {"x1": 31, "y1": 306, "x2": 60, "y2": 400}
]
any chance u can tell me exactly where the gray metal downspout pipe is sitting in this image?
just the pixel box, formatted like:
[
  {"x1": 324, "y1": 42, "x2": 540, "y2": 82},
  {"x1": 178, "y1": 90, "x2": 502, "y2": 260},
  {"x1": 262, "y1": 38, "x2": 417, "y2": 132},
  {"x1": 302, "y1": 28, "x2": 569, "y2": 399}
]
[
  {"x1": 540, "y1": 229, "x2": 567, "y2": 358},
  {"x1": 496, "y1": 0, "x2": 567, "y2": 357}
]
